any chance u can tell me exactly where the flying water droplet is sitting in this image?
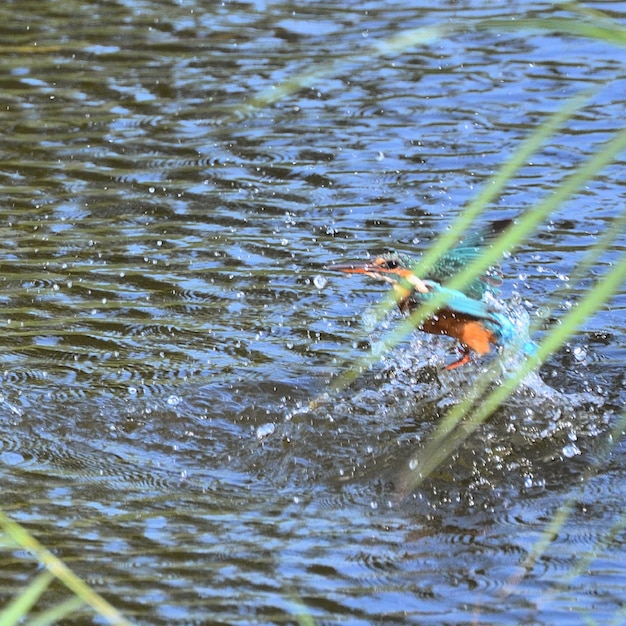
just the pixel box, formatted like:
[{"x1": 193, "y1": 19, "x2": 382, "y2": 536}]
[
  {"x1": 256, "y1": 423, "x2": 275, "y2": 439},
  {"x1": 562, "y1": 443, "x2": 581, "y2": 458},
  {"x1": 313, "y1": 275, "x2": 327, "y2": 289},
  {"x1": 573, "y1": 346, "x2": 587, "y2": 363}
]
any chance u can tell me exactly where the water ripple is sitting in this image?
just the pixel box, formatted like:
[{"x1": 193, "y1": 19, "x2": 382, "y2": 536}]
[{"x1": 0, "y1": 1, "x2": 625, "y2": 623}]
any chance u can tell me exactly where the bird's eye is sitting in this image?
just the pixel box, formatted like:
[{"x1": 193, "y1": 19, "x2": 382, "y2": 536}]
[{"x1": 381, "y1": 259, "x2": 398, "y2": 270}]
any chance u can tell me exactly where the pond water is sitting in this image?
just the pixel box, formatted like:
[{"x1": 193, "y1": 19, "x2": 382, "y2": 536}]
[{"x1": 1, "y1": 0, "x2": 625, "y2": 624}]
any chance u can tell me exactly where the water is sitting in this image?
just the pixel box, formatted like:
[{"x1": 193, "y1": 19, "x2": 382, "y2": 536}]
[{"x1": 0, "y1": 0, "x2": 625, "y2": 623}]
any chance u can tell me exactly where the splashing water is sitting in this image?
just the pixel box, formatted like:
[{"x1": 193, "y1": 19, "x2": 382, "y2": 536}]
[{"x1": 485, "y1": 291, "x2": 538, "y2": 364}]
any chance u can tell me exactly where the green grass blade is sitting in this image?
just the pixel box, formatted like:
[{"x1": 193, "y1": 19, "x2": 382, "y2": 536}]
[
  {"x1": 234, "y1": 6, "x2": 626, "y2": 120},
  {"x1": 233, "y1": 23, "x2": 452, "y2": 119},
  {"x1": 26, "y1": 597, "x2": 86, "y2": 626},
  {"x1": 506, "y1": 407, "x2": 626, "y2": 601},
  {"x1": 0, "y1": 510, "x2": 135, "y2": 626},
  {"x1": 479, "y1": 17, "x2": 626, "y2": 47},
  {"x1": 0, "y1": 571, "x2": 54, "y2": 626}
]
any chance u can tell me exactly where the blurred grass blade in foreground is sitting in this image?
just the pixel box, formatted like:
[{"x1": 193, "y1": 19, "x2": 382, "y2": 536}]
[{"x1": 0, "y1": 510, "x2": 135, "y2": 626}]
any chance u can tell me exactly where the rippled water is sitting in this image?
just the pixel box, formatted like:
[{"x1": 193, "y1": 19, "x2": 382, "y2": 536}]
[{"x1": 1, "y1": 0, "x2": 625, "y2": 623}]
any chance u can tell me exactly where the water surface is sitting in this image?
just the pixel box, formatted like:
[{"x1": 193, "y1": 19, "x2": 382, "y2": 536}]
[{"x1": 0, "y1": 0, "x2": 625, "y2": 623}]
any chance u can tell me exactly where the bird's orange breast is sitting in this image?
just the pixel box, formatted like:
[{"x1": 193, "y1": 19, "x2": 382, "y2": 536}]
[{"x1": 420, "y1": 310, "x2": 496, "y2": 355}]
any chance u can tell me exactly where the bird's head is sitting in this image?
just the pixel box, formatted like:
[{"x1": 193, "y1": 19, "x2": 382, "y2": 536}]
[{"x1": 328, "y1": 253, "x2": 431, "y2": 306}]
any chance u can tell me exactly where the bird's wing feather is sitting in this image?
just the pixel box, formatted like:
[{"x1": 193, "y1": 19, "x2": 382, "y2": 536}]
[
  {"x1": 411, "y1": 282, "x2": 498, "y2": 321},
  {"x1": 424, "y1": 219, "x2": 512, "y2": 299}
]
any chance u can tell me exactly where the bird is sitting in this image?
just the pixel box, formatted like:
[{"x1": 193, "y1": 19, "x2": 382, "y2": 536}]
[{"x1": 328, "y1": 219, "x2": 519, "y2": 370}]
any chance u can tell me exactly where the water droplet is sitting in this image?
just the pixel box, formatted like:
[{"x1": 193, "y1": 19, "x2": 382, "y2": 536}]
[
  {"x1": 562, "y1": 443, "x2": 581, "y2": 458},
  {"x1": 256, "y1": 423, "x2": 275, "y2": 439},
  {"x1": 313, "y1": 275, "x2": 327, "y2": 289}
]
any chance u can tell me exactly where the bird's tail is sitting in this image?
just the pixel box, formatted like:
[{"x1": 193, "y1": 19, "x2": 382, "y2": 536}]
[{"x1": 491, "y1": 310, "x2": 538, "y2": 358}]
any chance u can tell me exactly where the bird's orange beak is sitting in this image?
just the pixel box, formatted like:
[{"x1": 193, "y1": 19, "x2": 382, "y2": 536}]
[
  {"x1": 327, "y1": 261, "x2": 398, "y2": 284},
  {"x1": 327, "y1": 260, "x2": 430, "y2": 293}
]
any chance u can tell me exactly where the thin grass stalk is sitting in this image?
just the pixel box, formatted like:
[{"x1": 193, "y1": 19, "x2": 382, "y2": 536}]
[
  {"x1": 234, "y1": 23, "x2": 452, "y2": 118},
  {"x1": 479, "y1": 17, "x2": 626, "y2": 47},
  {"x1": 525, "y1": 209, "x2": 626, "y2": 339},
  {"x1": 0, "y1": 571, "x2": 54, "y2": 626},
  {"x1": 558, "y1": 0, "x2": 621, "y2": 22},
  {"x1": 0, "y1": 510, "x2": 134, "y2": 626},
  {"x1": 234, "y1": 6, "x2": 626, "y2": 120},
  {"x1": 26, "y1": 597, "x2": 86, "y2": 626},
  {"x1": 502, "y1": 407, "x2": 626, "y2": 604}
]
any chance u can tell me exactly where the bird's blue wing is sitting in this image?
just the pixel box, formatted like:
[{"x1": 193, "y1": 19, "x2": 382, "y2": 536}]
[
  {"x1": 425, "y1": 219, "x2": 511, "y2": 299},
  {"x1": 410, "y1": 282, "x2": 497, "y2": 321}
]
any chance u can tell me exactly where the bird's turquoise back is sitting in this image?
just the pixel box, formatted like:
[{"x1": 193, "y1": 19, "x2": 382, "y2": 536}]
[{"x1": 425, "y1": 219, "x2": 511, "y2": 299}]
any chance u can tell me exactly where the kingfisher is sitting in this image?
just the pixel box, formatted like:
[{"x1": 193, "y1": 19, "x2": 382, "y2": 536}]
[{"x1": 329, "y1": 219, "x2": 519, "y2": 370}]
